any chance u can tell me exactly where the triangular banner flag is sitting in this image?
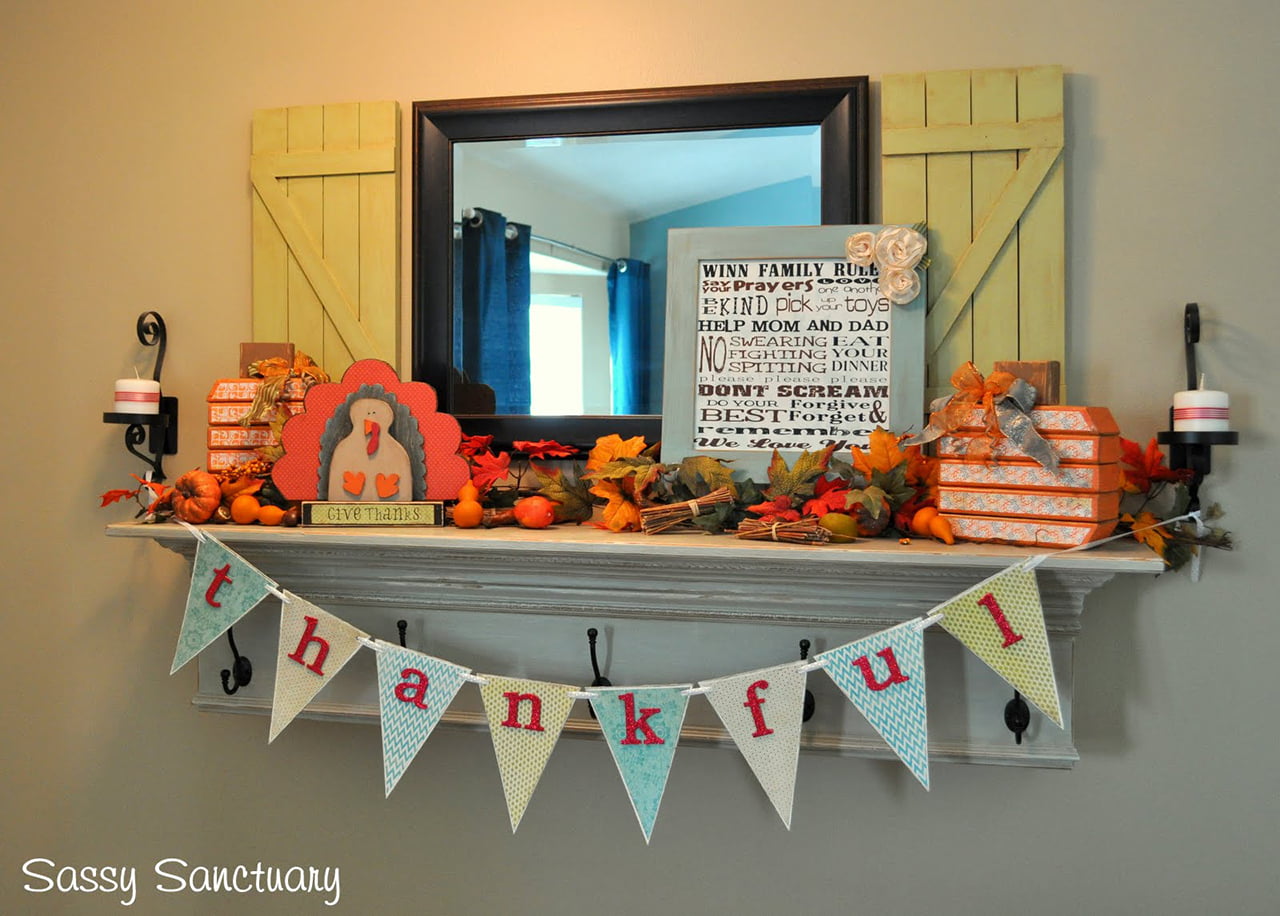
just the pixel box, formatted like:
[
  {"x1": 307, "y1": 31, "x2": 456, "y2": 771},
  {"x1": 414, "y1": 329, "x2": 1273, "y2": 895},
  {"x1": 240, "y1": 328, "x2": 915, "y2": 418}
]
[
  {"x1": 269, "y1": 593, "x2": 368, "y2": 742},
  {"x1": 171, "y1": 537, "x2": 274, "y2": 674},
  {"x1": 479, "y1": 675, "x2": 578, "y2": 832},
  {"x1": 376, "y1": 644, "x2": 470, "y2": 796},
  {"x1": 591, "y1": 685, "x2": 690, "y2": 843},
  {"x1": 700, "y1": 663, "x2": 807, "y2": 828},
  {"x1": 818, "y1": 621, "x2": 930, "y2": 789},
  {"x1": 939, "y1": 561, "x2": 1062, "y2": 727}
]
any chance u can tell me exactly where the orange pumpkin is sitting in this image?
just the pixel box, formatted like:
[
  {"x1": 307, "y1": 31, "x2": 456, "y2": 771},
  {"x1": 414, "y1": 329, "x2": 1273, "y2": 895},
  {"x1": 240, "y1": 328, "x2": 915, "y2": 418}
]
[{"x1": 170, "y1": 469, "x2": 222, "y2": 523}]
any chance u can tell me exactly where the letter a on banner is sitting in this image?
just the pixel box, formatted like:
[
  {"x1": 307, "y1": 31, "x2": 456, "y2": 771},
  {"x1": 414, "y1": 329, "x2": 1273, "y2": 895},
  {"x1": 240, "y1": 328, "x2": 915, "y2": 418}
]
[
  {"x1": 376, "y1": 644, "x2": 469, "y2": 796},
  {"x1": 591, "y1": 685, "x2": 690, "y2": 843},
  {"x1": 818, "y1": 621, "x2": 930, "y2": 789},
  {"x1": 699, "y1": 663, "x2": 807, "y2": 829},
  {"x1": 939, "y1": 561, "x2": 1062, "y2": 727},
  {"x1": 171, "y1": 538, "x2": 274, "y2": 674},
  {"x1": 479, "y1": 675, "x2": 578, "y2": 832},
  {"x1": 269, "y1": 593, "x2": 368, "y2": 742}
]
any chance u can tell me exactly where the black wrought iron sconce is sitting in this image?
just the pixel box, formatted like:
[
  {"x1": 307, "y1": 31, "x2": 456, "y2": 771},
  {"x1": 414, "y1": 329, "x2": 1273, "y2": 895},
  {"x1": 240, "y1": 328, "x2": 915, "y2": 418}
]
[
  {"x1": 102, "y1": 311, "x2": 179, "y2": 481},
  {"x1": 1156, "y1": 303, "x2": 1238, "y2": 512}
]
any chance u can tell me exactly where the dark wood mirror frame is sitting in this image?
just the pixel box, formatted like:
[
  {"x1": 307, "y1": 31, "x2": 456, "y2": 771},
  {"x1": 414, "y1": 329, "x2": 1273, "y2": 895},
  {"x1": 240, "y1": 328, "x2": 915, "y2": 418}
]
[{"x1": 412, "y1": 76, "x2": 869, "y2": 450}]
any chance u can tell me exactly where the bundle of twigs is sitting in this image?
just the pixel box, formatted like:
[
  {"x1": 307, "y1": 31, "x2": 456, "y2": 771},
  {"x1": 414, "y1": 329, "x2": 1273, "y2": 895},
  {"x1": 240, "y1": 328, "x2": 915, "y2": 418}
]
[
  {"x1": 640, "y1": 487, "x2": 735, "y2": 535},
  {"x1": 735, "y1": 517, "x2": 831, "y2": 545}
]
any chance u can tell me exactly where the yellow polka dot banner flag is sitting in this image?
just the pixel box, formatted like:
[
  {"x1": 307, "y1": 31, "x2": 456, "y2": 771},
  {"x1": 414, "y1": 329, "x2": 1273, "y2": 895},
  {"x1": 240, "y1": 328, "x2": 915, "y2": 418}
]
[
  {"x1": 269, "y1": 593, "x2": 368, "y2": 742},
  {"x1": 938, "y1": 561, "x2": 1062, "y2": 727},
  {"x1": 479, "y1": 675, "x2": 579, "y2": 833},
  {"x1": 699, "y1": 663, "x2": 808, "y2": 829}
]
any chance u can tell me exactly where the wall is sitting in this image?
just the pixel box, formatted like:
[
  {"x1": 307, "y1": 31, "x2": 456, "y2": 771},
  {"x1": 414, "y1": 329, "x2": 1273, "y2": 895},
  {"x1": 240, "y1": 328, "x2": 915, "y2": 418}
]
[{"x1": 1, "y1": 2, "x2": 1276, "y2": 913}]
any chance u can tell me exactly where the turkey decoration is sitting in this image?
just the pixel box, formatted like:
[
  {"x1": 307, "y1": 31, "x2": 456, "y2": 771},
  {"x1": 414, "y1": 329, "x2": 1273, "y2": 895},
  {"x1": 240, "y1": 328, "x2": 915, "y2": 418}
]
[{"x1": 272, "y1": 359, "x2": 471, "y2": 502}]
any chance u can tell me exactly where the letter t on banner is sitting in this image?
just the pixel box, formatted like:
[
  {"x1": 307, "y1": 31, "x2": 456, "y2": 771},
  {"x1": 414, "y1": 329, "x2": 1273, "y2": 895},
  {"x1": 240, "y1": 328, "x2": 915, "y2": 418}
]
[{"x1": 171, "y1": 538, "x2": 274, "y2": 674}]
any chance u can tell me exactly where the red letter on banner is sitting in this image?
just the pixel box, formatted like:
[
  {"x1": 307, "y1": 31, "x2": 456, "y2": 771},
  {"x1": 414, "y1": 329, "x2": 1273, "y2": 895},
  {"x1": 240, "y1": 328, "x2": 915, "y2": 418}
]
[
  {"x1": 977, "y1": 592, "x2": 1025, "y2": 648},
  {"x1": 850, "y1": 647, "x2": 910, "y2": 691},
  {"x1": 204, "y1": 564, "x2": 233, "y2": 607},
  {"x1": 618, "y1": 692, "x2": 664, "y2": 745},
  {"x1": 743, "y1": 680, "x2": 774, "y2": 737},
  {"x1": 286, "y1": 615, "x2": 330, "y2": 675},
  {"x1": 394, "y1": 668, "x2": 430, "y2": 709},
  {"x1": 501, "y1": 692, "x2": 545, "y2": 732}
]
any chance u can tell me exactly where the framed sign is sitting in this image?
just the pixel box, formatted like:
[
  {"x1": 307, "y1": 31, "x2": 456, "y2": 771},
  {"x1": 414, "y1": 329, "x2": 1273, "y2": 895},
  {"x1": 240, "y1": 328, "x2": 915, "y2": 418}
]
[{"x1": 661, "y1": 226, "x2": 925, "y2": 478}]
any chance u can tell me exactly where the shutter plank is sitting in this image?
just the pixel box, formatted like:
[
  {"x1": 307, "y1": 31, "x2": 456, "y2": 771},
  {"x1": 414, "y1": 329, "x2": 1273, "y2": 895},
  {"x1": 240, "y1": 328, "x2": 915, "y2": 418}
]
[
  {"x1": 359, "y1": 101, "x2": 400, "y2": 373},
  {"x1": 323, "y1": 103, "x2": 361, "y2": 375},
  {"x1": 251, "y1": 108, "x2": 289, "y2": 343},
  {"x1": 286, "y1": 105, "x2": 326, "y2": 366},
  {"x1": 970, "y1": 69, "x2": 1019, "y2": 371}
]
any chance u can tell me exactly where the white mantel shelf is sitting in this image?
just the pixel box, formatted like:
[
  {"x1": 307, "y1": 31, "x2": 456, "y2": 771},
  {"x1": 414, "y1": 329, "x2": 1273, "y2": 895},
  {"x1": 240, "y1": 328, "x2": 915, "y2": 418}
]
[{"x1": 109, "y1": 522, "x2": 1162, "y2": 769}]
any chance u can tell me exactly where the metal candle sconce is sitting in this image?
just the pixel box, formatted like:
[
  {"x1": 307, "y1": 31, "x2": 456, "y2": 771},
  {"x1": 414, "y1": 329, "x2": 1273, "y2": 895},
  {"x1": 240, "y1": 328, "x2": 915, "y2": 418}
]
[
  {"x1": 102, "y1": 311, "x2": 179, "y2": 481},
  {"x1": 1156, "y1": 303, "x2": 1238, "y2": 512}
]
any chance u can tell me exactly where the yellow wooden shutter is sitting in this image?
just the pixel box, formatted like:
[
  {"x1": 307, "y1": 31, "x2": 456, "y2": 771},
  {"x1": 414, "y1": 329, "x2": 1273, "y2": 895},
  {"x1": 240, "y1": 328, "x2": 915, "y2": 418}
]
[
  {"x1": 251, "y1": 101, "x2": 400, "y2": 378},
  {"x1": 881, "y1": 66, "x2": 1064, "y2": 401}
]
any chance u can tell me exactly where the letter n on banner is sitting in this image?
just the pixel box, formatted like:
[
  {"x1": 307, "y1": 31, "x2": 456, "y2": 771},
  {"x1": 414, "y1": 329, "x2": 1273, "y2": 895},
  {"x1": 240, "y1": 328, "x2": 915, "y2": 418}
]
[
  {"x1": 591, "y1": 686, "x2": 690, "y2": 843},
  {"x1": 171, "y1": 538, "x2": 274, "y2": 674},
  {"x1": 817, "y1": 621, "x2": 930, "y2": 789},
  {"x1": 939, "y1": 561, "x2": 1062, "y2": 727},
  {"x1": 269, "y1": 593, "x2": 368, "y2": 742},
  {"x1": 479, "y1": 675, "x2": 578, "y2": 833},
  {"x1": 376, "y1": 644, "x2": 469, "y2": 796}
]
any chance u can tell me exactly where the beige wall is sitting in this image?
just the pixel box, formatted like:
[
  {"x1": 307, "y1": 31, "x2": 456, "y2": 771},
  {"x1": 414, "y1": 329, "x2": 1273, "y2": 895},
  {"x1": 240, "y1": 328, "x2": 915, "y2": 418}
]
[{"x1": 2, "y1": 2, "x2": 1277, "y2": 913}]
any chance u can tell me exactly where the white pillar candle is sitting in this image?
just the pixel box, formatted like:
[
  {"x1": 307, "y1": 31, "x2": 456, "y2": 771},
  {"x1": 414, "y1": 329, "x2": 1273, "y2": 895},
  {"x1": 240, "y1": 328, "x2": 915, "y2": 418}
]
[
  {"x1": 114, "y1": 378, "x2": 161, "y2": 414},
  {"x1": 1173, "y1": 376, "x2": 1230, "y2": 432}
]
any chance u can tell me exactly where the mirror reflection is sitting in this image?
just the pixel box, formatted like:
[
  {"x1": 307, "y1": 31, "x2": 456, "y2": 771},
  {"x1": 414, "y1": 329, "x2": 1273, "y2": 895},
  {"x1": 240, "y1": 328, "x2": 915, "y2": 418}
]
[{"x1": 451, "y1": 127, "x2": 822, "y2": 418}]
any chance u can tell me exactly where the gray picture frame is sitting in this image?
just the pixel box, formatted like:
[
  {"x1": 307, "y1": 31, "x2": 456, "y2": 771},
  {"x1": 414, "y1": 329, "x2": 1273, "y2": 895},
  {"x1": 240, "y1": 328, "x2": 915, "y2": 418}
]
[{"x1": 660, "y1": 225, "x2": 925, "y2": 479}]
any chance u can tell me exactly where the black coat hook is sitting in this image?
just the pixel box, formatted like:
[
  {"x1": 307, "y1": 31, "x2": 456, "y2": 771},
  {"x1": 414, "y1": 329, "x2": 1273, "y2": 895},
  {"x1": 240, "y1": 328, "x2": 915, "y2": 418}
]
[
  {"x1": 397, "y1": 619, "x2": 408, "y2": 648},
  {"x1": 586, "y1": 627, "x2": 612, "y2": 719},
  {"x1": 1004, "y1": 690, "x2": 1031, "y2": 744},
  {"x1": 220, "y1": 627, "x2": 253, "y2": 695},
  {"x1": 799, "y1": 639, "x2": 816, "y2": 723}
]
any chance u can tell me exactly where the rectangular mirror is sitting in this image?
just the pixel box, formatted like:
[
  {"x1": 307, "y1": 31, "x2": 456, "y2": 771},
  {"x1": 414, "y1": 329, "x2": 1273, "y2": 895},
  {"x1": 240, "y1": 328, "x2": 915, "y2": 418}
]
[{"x1": 412, "y1": 77, "x2": 870, "y2": 450}]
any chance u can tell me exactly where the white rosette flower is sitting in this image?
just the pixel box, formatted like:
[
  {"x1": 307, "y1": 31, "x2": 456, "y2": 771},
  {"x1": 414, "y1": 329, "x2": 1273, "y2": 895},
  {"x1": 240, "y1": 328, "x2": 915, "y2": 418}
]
[
  {"x1": 845, "y1": 231, "x2": 876, "y2": 267},
  {"x1": 873, "y1": 226, "x2": 927, "y2": 271},
  {"x1": 879, "y1": 266, "x2": 922, "y2": 305}
]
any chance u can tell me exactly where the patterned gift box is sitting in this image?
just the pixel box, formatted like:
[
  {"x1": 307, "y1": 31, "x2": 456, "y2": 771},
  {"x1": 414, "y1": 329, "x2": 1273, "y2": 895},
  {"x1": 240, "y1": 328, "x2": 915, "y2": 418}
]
[
  {"x1": 208, "y1": 426, "x2": 278, "y2": 449},
  {"x1": 952, "y1": 404, "x2": 1119, "y2": 436},
  {"x1": 939, "y1": 485, "x2": 1119, "y2": 522},
  {"x1": 937, "y1": 432, "x2": 1120, "y2": 464},
  {"x1": 206, "y1": 449, "x2": 261, "y2": 472},
  {"x1": 207, "y1": 378, "x2": 309, "y2": 402},
  {"x1": 208, "y1": 400, "x2": 304, "y2": 426},
  {"x1": 939, "y1": 459, "x2": 1121, "y2": 493},
  {"x1": 944, "y1": 515, "x2": 1118, "y2": 549}
]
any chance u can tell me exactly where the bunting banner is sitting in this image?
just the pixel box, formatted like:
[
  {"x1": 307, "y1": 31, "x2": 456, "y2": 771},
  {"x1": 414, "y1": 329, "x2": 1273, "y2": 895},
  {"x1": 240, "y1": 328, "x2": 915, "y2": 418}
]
[
  {"x1": 937, "y1": 560, "x2": 1062, "y2": 727},
  {"x1": 479, "y1": 675, "x2": 579, "y2": 832},
  {"x1": 591, "y1": 686, "x2": 691, "y2": 843},
  {"x1": 171, "y1": 537, "x2": 274, "y2": 674},
  {"x1": 376, "y1": 644, "x2": 470, "y2": 796},
  {"x1": 269, "y1": 593, "x2": 368, "y2": 742},
  {"x1": 700, "y1": 663, "x2": 808, "y2": 829},
  {"x1": 155, "y1": 519, "x2": 1141, "y2": 838},
  {"x1": 818, "y1": 621, "x2": 930, "y2": 789}
]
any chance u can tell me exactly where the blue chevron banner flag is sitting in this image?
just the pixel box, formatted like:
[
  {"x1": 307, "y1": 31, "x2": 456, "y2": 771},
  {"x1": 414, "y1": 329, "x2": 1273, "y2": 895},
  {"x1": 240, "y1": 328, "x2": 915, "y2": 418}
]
[
  {"x1": 376, "y1": 644, "x2": 469, "y2": 796},
  {"x1": 591, "y1": 685, "x2": 690, "y2": 843},
  {"x1": 817, "y1": 621, "x2": 930, "y2": 789},
  {"x1": 171, "y1": 538, "x2": 274, "y2": 674}
]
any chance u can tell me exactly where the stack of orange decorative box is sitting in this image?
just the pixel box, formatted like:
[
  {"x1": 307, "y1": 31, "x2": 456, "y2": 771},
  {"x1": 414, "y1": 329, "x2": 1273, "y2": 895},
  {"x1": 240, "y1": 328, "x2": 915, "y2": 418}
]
[
  {"x1": 206, "y1": 378, "x2": 307, "y2": 473},
  {"x1": 937, "y1": 406, "x2": 1121, "y2": 548}
]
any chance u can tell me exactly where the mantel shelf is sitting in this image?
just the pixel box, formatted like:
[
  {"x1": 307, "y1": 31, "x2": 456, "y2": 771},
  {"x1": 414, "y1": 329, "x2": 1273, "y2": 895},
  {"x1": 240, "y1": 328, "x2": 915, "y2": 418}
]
[{"x1": 109, "y1": 521, "x2": 1162, "y2": 769}]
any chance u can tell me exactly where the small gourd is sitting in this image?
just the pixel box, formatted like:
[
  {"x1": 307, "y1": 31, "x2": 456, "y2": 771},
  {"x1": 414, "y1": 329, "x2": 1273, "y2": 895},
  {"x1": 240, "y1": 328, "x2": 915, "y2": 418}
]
[{"x1": 452, "y1": 480, "x2": 484, "y2": 529}]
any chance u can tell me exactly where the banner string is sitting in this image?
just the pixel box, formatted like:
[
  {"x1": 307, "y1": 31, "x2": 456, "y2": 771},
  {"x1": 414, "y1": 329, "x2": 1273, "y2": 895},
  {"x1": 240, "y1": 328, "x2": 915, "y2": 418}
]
[{"x1": 173, "y1": 518, "x2": 289, "y2": 601}]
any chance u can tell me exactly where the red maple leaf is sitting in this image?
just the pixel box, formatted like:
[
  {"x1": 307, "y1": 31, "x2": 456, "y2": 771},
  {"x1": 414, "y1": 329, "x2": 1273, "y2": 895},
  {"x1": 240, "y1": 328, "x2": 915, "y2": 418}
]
[
  {"x1": 99, "y1": 488, "x2": 137, "y2": 507},
  {"x1": 470, "y1": 450, "x2": 512, "y2": 493},
  {"x1": 459, "y1": 434, "x2": 494, "y2": 457},
  {"x1": 514, "y1": 439, "x2": 579, "y2": 459},
  {"x1": 1119, "y1": 437, "x2": 1192, "y2": 494},
  {"x1": 802, "y1": 475, "x2": 852, "y2": 517},
  {"x1": 745, "y1": 495, "x2": 802, "y2": 524}
]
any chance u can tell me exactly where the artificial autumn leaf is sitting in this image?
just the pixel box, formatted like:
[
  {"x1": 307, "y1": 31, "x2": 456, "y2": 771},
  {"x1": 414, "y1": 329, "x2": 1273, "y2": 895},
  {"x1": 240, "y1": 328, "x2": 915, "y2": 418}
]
[
  {"x1": 470, "y1": 450, "x2": 512, "y2": 493},
  {"x1": 459, "y1": 434, "x2": 494, "y2": 457},
  {"x1": 802, "y1": 475, "x2": 852, "y2": 518},
  {"x1": 763, "y1": 443, "x2": 837, "y2": 500},
  {"x1": 219, "y1": 475, "x2": 265, "y2": 504},
  {"x1": 531, "y1": 465, "x2": 594, "y2": 523},
  {"x1": 586, "y1": 434, "x2": 648, "y2": 473},
  {"x1": 1119, "y1": 437, "x2": 1192, "y2": 494},
  {"x1": 589, "y1": 478, "x2": 643, "y2": 531},
  {"x1": 514, "y1": 439, "x2": 579, "y2": 459},
  {"x1": 844, "y1": 485, "x2": 890, "y2": 518},
  {"x1": 1122, "y1": 511, "x2": 1168, "y2": 557},
  {"x1": 100, "y1": 488, "x2": 137, "y2": 507},
  {"x1": 850, "y1": 427, "x2": 906, "y2": 479},
  {"x1": 869, "y1": 463, "x2": 916, "y2": 512},
  {"x1": 904, "y1": 443, "x2": 940, "y2": 493},
  {"x1": 676, "y1": 455, "x2": 737, "y2": 499},
  {"x1": 745, "y1": 495, "x2": 802, "y2": 525}
]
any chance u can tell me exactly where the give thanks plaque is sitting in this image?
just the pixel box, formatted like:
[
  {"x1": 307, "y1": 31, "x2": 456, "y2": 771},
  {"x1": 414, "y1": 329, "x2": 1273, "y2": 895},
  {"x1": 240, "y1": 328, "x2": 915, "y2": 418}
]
[{"x1": 661, "y1": 226, "x2": 925, "y2": 478}]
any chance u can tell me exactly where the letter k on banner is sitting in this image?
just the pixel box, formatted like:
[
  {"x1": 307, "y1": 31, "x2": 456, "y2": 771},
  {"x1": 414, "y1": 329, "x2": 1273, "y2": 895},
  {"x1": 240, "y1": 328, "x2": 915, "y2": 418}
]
[
  {"x1": 591, "y1": 685, "x2": 690, "y2": 843},
  {"x1": 171, "y1": 539, "x2": 273, "y2": 675}
]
